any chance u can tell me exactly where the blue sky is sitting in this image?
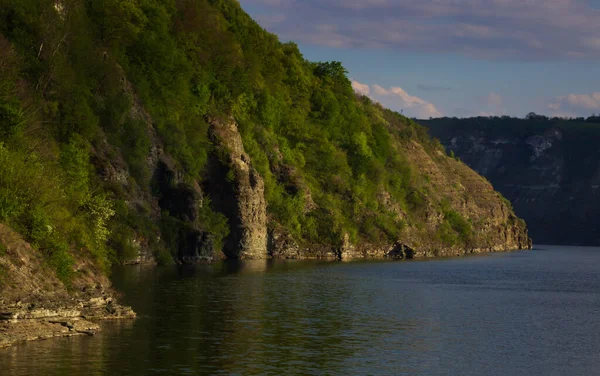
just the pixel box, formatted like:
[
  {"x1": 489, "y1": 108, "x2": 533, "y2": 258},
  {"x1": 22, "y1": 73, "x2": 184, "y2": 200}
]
[{"x1": 238, "y1": 0, "x2": 600, "y2": 118}]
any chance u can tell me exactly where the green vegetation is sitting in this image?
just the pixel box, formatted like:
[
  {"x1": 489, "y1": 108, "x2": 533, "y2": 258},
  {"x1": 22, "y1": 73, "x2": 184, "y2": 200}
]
[
  {"x1": 437, "y1": 199, "x2": 472, "y2": 246},
  {"x1": 0, "y1": 141, "x2": 112, "y2": 283},
  {"x1": 0, "y1": 0, "x2": 488, "y2": 279}
]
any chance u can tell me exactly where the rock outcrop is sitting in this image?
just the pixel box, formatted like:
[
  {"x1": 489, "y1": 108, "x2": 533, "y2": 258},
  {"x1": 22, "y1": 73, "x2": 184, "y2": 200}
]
[
  {"x1": 267, "y1": 140, "x2": 531, "y2": 260},
  {"x1": 91, "y1": 84, "x2": 530, "y2": 263},
  {"x1": 206, "y1": 117, "x2": 268, "y2": 259},
  {"x1": 94, "y1": 68, "x2": 271, "y2": 264},
  {"x1": 397, "y1": 141, "x2": 532, "y2": 257}
]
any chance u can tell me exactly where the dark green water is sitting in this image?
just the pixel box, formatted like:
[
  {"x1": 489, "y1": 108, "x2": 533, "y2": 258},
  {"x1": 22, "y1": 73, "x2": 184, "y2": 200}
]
[{"x1": 2, "y1": 246, "x2": 600, "y2": 375}]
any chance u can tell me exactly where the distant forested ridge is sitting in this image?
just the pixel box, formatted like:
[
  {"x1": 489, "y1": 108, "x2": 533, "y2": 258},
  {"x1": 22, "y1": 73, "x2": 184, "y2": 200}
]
[
  {"x1": 0, "y1": 0, "x2": 529, "y2": 291},
  {"x1": 424, "y1": 115, "x2": 600, "y2": 246}
]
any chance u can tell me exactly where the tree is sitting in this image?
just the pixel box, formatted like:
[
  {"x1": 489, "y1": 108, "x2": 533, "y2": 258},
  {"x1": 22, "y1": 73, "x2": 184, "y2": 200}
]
[
  {"x1": 313, "y1": 61, "x2": 347, "y2": 80},
  {"x1": 526, "y1": 112, "x2": 548, "y2": 121}
]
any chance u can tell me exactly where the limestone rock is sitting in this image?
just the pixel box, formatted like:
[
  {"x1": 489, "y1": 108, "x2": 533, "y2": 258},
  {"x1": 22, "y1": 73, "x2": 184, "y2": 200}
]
[
  {"x1": 207, "y1": 117, "x2": 268, "y2": 259},
  {"x1": 268, "y1": 228, "x2": 301, "y2": 259}
]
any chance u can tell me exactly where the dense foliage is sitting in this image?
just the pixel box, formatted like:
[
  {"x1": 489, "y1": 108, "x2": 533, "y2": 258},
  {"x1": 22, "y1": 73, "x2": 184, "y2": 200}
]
[{"x1": 0, "y1": 0, "x2": 471, "y2": 278}]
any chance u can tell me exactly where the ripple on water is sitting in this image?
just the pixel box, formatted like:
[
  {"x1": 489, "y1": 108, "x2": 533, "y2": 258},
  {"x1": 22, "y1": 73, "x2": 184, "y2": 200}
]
[{"x1": 2, "y1": 246, "x2": 600, "y2": 375}]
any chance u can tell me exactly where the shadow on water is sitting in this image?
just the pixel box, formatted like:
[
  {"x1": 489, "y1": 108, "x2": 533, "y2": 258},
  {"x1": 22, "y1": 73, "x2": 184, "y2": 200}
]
[
  {"x1": 104, "y1": 259, "x2": 418, "y2": 375},
  {"x1": 3, "y1": 247, "x2": 600, "y2": 375}
]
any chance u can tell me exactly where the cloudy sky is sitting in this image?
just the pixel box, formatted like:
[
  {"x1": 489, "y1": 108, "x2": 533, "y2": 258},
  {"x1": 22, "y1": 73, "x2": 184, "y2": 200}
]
[{"x1": 238, "y1": 0, "x2": 600, "y2": 118}]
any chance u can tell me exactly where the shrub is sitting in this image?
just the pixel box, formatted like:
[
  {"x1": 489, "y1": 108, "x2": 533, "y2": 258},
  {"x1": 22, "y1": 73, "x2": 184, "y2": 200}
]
[
  {"x1": 439, "y1": 199, "x2": 472, "y2": 244},
  {"x1": 0, "y1": 140, "x2": 114, "y2": 281}
]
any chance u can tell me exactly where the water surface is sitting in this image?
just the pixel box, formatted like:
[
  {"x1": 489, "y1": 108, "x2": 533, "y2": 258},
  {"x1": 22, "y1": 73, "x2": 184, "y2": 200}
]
[{"x1": 2, "y1": 246, "x2": 600, "y2": 375}]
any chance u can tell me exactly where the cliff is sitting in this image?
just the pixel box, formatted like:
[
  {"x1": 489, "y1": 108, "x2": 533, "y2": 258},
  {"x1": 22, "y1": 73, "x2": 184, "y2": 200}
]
[
  {"x1": 207, "y1": 117, "x2": 268, "y2": 259},
  {"x1": 424, "y1": 116, "x2": 600, "y2": 246},
  {"x1": 0, "y1": 0, "x2": 530, "y2": 346},
  {"x1": 204, "y1": 117, "x2": 531, "y2": 261}
]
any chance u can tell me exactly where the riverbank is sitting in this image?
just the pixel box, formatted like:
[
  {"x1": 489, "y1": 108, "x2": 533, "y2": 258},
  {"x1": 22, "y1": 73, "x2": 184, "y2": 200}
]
[
  {"x1": 0, "y1": 221, "x2": 528, "y2": 348},
  {"x1": 0, "y1": 225, "x2": 135, "y2": 348},
  {"x1": 4, "y1": 247, "x2": 594, "y2": 376},
  {"x1": 0, "y1": 290, "x2": 136, "y2": 348}
]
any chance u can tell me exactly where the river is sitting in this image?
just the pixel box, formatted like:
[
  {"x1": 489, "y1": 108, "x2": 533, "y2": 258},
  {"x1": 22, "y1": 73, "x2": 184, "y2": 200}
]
[{"x1": 2, "y1": 245, "x2": 600, "y2": 375}]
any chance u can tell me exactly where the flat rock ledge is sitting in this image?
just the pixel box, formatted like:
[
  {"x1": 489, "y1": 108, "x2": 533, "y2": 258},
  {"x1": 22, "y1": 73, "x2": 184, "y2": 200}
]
[{"x1": 0, "y1": 298, "x2": 136, "y2": 348}]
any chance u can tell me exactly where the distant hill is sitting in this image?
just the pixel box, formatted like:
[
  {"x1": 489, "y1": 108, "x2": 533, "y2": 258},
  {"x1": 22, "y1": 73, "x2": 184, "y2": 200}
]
[{"x1": 424, "y1": 115, "x2": 600, "y2": 246}]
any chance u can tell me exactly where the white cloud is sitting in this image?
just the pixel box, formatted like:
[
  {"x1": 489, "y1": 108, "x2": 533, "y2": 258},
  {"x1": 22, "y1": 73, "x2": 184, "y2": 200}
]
[
  {"x1": 351, "y1": 80, "x2": 370, "y2": 95},
  {"x1": 353, "y1": 81, "x2": 443, "y2": 118},
  {"x1": 565, "y1": 93, "x2": 600, "y2": 109},
  {"x1": 549, "y1": 92, "x2": 600, "y2": 116},
  {"x1": 547, "y1": 103, "x2": 561, "y2": 111},
  {"x1": 372, "y1": 84, "x2": 388, "y2": 96}
]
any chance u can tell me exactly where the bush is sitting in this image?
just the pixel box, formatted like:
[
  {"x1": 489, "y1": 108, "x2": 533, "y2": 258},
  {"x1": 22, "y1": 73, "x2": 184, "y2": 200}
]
[
  {"x1": 439, "y1": 199, "x2": 472, "y2": 244},
  {"x1": 48, "y1": 238, "x2": 75, "y2": 285},
  {"x1": 0, "y1": 141, "x2": 114, "y2": 281},
  {"x1": 198, "y1": 198, "x2": 230, "y2": 252},
  {"x1": 437, "y1": 221, "x2": 458, "y2": 246},
  {"x1": 445, "y1": 210, "x2": 472, "y2": 242}
]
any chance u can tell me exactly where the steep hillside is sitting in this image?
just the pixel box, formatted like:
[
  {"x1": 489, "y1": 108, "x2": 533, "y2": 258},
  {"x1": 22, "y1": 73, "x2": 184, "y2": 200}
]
[
  {"x1": 424, "y1": 115, "x2": 600, "y2": 246},
  {"x1": 0, "y1": 224, "x2": 135, "y2": 347},
  {"x1": 0, "y1": 0, "x2": 530, "y2": 335}
]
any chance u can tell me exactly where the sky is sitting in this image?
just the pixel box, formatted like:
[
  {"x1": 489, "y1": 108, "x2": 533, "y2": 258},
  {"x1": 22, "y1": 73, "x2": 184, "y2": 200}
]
[{"x1": 238, "y1": 0, "x2": 600, "y2": 119}]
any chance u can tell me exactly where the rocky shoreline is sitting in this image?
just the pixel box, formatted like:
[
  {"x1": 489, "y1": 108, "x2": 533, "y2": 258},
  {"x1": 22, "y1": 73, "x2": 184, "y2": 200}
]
[
  {"x1": 1, "y1": 241, "x2": 532, "y2": 348},
  {"x1": 0, "y1": 224, "x2": 136, "y2": 349},
  {"x1": 0, "y1": 292, "x2": 135, "y2": 349}
]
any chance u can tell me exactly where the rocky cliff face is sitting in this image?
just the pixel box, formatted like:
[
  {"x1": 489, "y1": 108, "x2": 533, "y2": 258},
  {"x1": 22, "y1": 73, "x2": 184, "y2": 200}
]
[
  {"x1": 424, "y1": 118, "x2": 600, "y2": 246},
  {"x1": 206, "y1": 118, "x2": 268, "y2": 259},
  {"x1": 89, "y1": 76, "x2": 530, "y2": 263},
  {"x1": 268, "y1": 140, "x2": 531, "y2": 260},
  {"x1": 398, "y1": 141, "x2": 532, "y2": 257},
  {"x1": 128, "y1": 116, "x2": 530, "y2": 262}
]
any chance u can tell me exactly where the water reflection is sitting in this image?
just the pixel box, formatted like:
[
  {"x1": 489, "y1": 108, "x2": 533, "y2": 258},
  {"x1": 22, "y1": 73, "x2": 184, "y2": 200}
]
[
  {"x1": 102, "y1": 260, "x2": 445, "y2": 375},
  {"x1": 3, "y1": 248, "x2": 600, "y2": 375},
  {"x1": 0, "y1": 320, "x2": 135, "y2": 375}
]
